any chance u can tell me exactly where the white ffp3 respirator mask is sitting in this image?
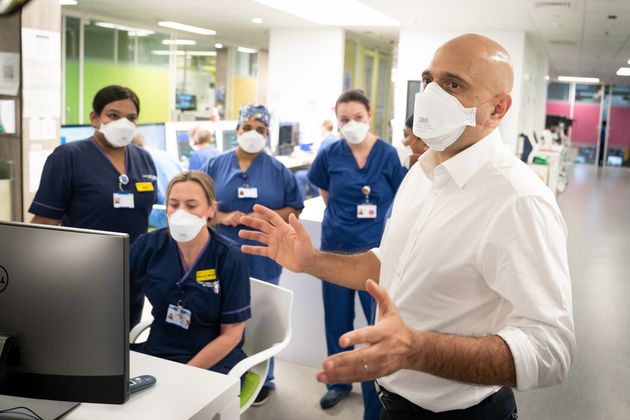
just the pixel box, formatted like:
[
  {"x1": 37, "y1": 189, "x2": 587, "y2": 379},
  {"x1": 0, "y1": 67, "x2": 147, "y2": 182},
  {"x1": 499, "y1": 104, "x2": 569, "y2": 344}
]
[
  {"x1": 412, "y1": 82, "x2": 477, "y2": 151},
  {"x1": 237, "y1": 130, "x2": 266, "y2": 154},
  {"x1": 168, "y1": 209, "x2": 207, "y2": 243},
  {"x1": 99, "y1": 118, "x2": 136, "y2": 148},
  {"x1": 341, "y1": 120, "x2": 370, "y2": 145}
]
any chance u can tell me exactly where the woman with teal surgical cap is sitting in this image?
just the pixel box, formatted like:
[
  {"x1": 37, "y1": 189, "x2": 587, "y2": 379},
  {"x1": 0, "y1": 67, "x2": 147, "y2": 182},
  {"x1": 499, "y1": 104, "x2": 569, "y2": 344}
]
[{"x1": 201, "y1": 104, "x2": 304, "y2": 405}]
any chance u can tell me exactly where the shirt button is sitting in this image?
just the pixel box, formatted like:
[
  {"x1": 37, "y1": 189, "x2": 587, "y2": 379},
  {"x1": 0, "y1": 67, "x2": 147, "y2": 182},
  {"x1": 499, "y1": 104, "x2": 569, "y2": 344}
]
[
  {"x1": 395, "y1": 271, "x2": 401, "y2": 277},
  {"x1": 432, "y1": 190, "x2": 439, "y2": 196}
]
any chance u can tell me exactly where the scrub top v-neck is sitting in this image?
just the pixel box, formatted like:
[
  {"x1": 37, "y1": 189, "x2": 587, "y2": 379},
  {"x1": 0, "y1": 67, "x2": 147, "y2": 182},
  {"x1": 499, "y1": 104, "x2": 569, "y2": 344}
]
[
  {"x1": 308, "y1": 138, "x2": 407, "y2": 252},
  {"x1": 29, "y1": 137, "x2": 157, "y2": 242}
]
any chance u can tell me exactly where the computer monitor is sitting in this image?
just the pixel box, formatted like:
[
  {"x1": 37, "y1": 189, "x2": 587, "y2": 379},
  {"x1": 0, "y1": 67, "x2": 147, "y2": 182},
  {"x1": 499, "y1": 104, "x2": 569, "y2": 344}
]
[
  {"x1": 277, "y1": 123, "x2": 298, "y2": 156},
  {"x1": 221, "y1": 129, "x2": 237, "y2": 151},
  {"x1": 175, "y1": 130, "x2": 195, "y2": 162},
  {"x1": 60, "y1": 124, "x2": 167, "y2": 151},
  {"x1": 175, "y1": 93, "x2": 197, "y2": 111},
  {"x1": 0, "y1": 221, "x2": 129, "y2": 408}
]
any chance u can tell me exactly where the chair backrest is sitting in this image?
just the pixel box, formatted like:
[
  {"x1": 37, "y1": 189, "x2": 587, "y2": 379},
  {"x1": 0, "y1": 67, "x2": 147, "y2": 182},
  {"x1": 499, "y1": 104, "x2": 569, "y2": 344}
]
[{"x1": 242, "y1": 278, "x2": 293, "y2": 356}]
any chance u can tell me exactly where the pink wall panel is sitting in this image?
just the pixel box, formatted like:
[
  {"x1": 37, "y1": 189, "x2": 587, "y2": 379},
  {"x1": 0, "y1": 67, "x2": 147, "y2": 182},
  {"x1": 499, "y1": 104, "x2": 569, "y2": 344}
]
[
  {"x1": 608, "y1": 106, "x2": 630, "y2": 148},
  {"x1": 546, "y1": 100, "x2": 570, "y2": 118},
  {"x1": 571, "y1": 102, "x2": 600, "y2": 145}
]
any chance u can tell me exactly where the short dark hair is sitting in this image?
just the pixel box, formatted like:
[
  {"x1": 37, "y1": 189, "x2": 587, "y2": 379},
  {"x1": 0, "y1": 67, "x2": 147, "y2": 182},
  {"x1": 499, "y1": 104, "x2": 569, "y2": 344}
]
[
  {"x1": 92, "y1": 85, "x2": 140, "y2": 116},
  {"x1": 405, "y1": 114, "x2": 414, "y2": 129},
  {"x1": 335, "y1": 89, "x2": 370, "y2": 114}
]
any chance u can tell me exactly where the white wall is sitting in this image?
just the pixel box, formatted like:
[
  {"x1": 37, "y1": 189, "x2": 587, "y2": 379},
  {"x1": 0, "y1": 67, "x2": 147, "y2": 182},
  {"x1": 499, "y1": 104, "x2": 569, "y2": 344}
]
[
  {"x1": 267, "y1": 28, "x2": 344, "y2": 144},
  {"x1": 393, "y1": 29, "x2": 547, "y2": 154}
]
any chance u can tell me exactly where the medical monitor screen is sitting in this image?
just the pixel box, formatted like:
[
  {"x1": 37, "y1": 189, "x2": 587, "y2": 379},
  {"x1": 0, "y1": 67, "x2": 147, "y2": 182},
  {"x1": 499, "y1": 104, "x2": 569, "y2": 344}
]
[
  {"x1": 175, "y1": 130, "x2": 195, "y2": 162},
  {"x1": 222, "y1": 129, "x2": 237, "y2": 151},
  {"x1": 0, "y1": 221, "x2": 129, "y2": 404},
  {"x1": 176, "y1": 93, "x2": 197, "y2": 111},
  {"x1": 60, "y1": 125, "x2": 96, "y2": 144},
  {"x1": 60, "y1": 124, "x2": 166, "y2": 151}
]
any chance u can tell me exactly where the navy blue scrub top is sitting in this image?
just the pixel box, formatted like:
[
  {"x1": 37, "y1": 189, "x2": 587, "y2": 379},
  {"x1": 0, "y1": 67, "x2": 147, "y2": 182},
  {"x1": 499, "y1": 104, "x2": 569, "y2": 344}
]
[
  {"x1": 29, "y1": 138, "x2": 157, "y2": 243},
  {"x1": 308, "y1": 139, "x2": 407, "y2": 252},
  {"x1": 203, "y1": 151, "x2": 304, "y2": 281},
  {"x1": 130, "y1": 228, "x2": 251, "y2": 374}
]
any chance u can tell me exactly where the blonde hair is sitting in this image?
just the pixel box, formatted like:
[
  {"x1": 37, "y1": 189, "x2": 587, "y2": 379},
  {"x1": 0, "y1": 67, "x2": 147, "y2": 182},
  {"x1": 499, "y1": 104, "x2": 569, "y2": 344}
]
[{"x1": 166, "y1": 171, "x2": 216, "y2": 206}]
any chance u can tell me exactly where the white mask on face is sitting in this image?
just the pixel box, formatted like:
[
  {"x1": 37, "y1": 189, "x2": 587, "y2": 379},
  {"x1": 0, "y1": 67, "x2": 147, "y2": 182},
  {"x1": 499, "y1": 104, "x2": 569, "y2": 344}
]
[
  {"x1": 341, "y1": 120, "x2": 370, "y2": 145},
  {"x1": 412, "y1": 82, "x2": 477, "y2": 151},
  {"x1": 99, "y1": 118, "x2": 136, "y2": 148},
  {"x1": 168, "y1": 209, "x2": 207, "y2": 243},
  {"x1": 237, "y1": 130, "x2": 266, "y2": 153}
]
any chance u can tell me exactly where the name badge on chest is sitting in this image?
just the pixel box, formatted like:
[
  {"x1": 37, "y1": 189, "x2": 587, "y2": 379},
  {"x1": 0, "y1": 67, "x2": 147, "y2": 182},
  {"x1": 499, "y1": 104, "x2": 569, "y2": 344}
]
[
  {"x1": 166, "y1": 304, "x2": 192, "y2": 329},
  {"x1": 113, "y1": 192, "x2": 135, "y2": 208},
  {"x1": 238, "y1": 187, "x2": 258, "y2": 199},
  {"x1": 357, "y1": 204, "x2": 377, "y2": 219}
]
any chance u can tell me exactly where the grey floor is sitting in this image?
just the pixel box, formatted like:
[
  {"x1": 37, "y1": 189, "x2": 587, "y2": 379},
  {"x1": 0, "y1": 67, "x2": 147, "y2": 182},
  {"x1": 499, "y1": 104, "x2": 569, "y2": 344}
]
[{"x1": 243, "y1": 164, "x2": 630, "y2": 420}]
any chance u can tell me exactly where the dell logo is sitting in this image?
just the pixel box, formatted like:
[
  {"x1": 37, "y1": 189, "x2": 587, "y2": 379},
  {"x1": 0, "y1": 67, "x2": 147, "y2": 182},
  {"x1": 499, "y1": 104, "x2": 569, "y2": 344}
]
[{"x1": 0, "y1": 265, "x2": 7, "y2": 294}]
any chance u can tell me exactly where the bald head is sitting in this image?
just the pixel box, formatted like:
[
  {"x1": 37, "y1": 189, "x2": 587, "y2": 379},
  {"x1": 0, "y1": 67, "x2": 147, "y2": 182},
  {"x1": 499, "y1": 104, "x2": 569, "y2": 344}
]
[{"x1": 433, "y1": 33, "x2": 514, "y2": 96}]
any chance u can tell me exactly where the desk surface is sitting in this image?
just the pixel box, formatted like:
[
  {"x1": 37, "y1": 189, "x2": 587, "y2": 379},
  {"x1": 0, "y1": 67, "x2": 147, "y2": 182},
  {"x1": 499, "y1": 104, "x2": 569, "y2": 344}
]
[{"x1": 66, "y1": 351, "x2": 239, "y2": 420}]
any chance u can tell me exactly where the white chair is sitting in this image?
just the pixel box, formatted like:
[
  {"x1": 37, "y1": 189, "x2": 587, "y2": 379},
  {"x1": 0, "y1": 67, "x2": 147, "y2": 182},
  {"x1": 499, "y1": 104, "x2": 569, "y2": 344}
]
[{"x1": 129, "y1": 277, "x2": 294, "y2": 414}]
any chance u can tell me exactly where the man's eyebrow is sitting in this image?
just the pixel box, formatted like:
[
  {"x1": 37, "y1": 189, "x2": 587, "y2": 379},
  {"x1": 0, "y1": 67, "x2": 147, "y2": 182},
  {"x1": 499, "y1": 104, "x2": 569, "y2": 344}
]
[{"x1": 443, "y1": 72, "x2": 471, "y2": 87}]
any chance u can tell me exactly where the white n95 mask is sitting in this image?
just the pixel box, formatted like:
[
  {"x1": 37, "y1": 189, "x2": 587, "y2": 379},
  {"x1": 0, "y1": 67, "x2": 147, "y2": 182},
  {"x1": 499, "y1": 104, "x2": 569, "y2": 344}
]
[
  {"x1": 168, "y1": 209, "x2": 207, "y2": 243},
  {"x1": 412, "y1": 82, "x2": 477, "y2": 151},
  {"x1": 341, "y1": 120, "x2": 370, "y2": 145},
  {"x1": 237, "y1": 130, "x2": 266, "y2": 154},
  {"x1": 99, "y1": 118, "x2": 136, "y2": 148}
]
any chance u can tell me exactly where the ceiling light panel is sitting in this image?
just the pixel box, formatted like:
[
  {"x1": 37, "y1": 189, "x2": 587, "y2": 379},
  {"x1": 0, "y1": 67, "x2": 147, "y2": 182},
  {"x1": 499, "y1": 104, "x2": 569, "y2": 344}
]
[{"x1": 253, "y1": 0, "x2": 399, "y2": 26}]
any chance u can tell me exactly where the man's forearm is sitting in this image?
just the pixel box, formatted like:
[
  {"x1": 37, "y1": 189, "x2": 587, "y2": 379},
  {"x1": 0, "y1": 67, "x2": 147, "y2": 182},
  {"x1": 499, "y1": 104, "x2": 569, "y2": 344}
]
[
  {"x1": 304, "y1": 250, "x2": 381, "y2": 291},
  {"x1": 405, "y1": 330, "x2": 516, "y2": 387}
]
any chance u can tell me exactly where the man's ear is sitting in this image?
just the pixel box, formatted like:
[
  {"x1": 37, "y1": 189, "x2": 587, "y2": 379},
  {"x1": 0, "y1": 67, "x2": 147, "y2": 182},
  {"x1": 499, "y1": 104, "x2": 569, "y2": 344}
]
[{"x1": 487, "y1": 94, "x2": 512, "y2": 128}]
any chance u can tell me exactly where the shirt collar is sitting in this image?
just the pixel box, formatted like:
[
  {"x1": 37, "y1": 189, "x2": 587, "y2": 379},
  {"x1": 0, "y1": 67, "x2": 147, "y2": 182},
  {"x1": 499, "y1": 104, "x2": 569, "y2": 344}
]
[{"x1": 418, "y1": 129, "x2": 505, "y2": 188}]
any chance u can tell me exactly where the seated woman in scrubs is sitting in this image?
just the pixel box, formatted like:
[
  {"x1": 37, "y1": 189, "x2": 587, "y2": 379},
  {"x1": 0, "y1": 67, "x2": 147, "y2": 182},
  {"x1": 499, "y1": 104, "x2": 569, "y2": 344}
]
[
  {"x1": 130, "y1": 171, "x2": 251, "y2": 374},
  {"x1": 307, "y1": 89, "x2": 407, "y2": 418},
  {"x1": 202, "y1": 104, "x2": 303, "y2": 402},
  {"x1": 29, "y1": 85, "x2": 157, "y2": 243}
]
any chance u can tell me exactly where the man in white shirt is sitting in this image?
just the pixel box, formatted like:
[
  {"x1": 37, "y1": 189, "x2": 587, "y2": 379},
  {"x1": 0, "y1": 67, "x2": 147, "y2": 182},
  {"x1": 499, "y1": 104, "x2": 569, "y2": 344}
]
[{"x1": 239, "y1": 33, "x2": 575, "y2": 419}]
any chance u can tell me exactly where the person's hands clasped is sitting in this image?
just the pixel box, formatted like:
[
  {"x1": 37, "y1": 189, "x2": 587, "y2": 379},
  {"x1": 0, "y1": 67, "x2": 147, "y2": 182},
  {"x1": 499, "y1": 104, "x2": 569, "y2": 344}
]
[
  {"x1": 238, "y1": 204, "x2": 316, "y2": 273},
  {"x1": 316, "y1": 279, "x2": 414, "y2": 383},
  {"x1": 220, "y1": 211, "x2": 245, "y2": 227}
]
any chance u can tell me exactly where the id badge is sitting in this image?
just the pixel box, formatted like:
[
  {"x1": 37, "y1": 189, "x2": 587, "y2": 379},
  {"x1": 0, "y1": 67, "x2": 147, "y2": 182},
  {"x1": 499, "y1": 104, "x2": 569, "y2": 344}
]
[
  {"x1": 113, "y1": 192, "x2": 135, "y2": 208},
  {"x1": 357, "y1": 204, "x2": 377, "y2": 219},
  {"x1": 204, "y1": 281, "x2": 220, "y2": 294},
  {"x1": 238, "y1": 187, "x2": 258, "y2": 199},
  {"x1": 166, "y1": 304, "x2": 192, "y2": 330}
]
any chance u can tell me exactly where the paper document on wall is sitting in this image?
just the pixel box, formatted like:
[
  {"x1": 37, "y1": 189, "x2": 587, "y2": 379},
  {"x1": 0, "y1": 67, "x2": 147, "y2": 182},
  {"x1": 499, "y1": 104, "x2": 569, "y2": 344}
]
[
  {"x1": 28, "y1": 117, "x2": 56, "y2": 140},
  {"x1": 0, "y1": 52, "x2": 20, "y2": 96},
  {"x1": 0, "y1": 100, "x2": 16, "y2": 134},
  {"x1": 29, "y1": 149, "x2": 53, "y2": 192},
  {"x1": 21, "y1": 28, "x2": 61, "y2": 118}
]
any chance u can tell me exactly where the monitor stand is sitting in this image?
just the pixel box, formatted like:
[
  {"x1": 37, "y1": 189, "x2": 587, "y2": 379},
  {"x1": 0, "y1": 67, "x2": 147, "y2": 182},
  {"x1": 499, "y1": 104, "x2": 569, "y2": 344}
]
[{"x1": 0, "y1": 395, "x2": 79, "y2": 420}]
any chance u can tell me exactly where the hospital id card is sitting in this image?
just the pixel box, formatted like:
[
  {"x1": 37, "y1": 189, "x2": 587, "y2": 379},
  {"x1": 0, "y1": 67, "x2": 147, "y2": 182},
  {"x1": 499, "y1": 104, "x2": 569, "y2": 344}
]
[
  {"x1": 165, "y1": 304, "x2": 192, "y2": 329},
  {"x1": 113, "y1": 192, "x2": 135, "y2": 208},
  {"x1": 238, "y1": 187, "x2": 258, "y2": 198},
  {"x1": 357, "y1": 204, "x2": 377, "y2": 219}
]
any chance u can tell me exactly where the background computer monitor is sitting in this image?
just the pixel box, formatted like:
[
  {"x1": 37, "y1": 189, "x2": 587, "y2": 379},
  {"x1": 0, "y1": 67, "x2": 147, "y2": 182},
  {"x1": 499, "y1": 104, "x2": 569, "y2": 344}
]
[
  {"x1": 175, "y1": 130, "x2": 195, "y2": 162},
  {"x1": 0, "y1": 221, "x2": 129, "y2": 405},
  {"x1": 221, "y1": 129, "x2": 237, "y2": 151},
  {"x1": 175, "y1": 93, "x2": 197, "y2": 111},
  {"x1": 277, "y1": 122, "x2": 298, "y2": 156},
  {"x1": 60, "y1": 124, "x2": 166, "y2": 151}
]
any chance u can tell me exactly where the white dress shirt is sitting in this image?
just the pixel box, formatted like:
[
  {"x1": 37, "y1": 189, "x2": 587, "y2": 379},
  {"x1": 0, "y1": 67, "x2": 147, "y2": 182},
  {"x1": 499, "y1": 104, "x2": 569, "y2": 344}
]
[{"x1": 372, "y1": 129, "x2": 576, "y2": 412}]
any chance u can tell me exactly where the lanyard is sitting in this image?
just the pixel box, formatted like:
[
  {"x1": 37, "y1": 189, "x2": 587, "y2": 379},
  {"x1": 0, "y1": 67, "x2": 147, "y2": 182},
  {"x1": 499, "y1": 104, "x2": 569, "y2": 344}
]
[{"x1": 175, "y1": 235, "x2": 211, "y2": 306}]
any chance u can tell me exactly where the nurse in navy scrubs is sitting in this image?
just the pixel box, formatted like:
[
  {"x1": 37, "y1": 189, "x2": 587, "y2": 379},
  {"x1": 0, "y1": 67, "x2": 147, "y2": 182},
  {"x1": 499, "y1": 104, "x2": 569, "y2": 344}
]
[
  {"x1": 29, "y1": 85, "x2": 156, "y2": 243},
  {"x1": 308, "y1": 90, "x2": 407, "y2": 417},
  {"x1": 202, "y1": 104, "x2": 303, "y2": 402},
  {"x1": 130, "y1": 171, "x2": 250, "y2": 374}
]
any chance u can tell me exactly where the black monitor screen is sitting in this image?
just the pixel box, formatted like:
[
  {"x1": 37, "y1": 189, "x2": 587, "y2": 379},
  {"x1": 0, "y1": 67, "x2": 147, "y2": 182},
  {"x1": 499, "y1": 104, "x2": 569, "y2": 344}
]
[
  {"x1": 0, "y1": 221, "x2": 129, "y2": 404},
  {"x1": 176, "y1": 93, "x2": 197, "y2": 111},
  {"x1": 406, "y1": 80, "x2": 422, "y2": 121}
]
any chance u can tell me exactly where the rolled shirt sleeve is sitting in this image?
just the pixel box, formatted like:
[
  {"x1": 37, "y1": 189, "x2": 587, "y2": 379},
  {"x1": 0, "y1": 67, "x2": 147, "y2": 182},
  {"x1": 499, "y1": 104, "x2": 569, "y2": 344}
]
[{"x1": 480, "y1": 195, "x2": 576, "y2": 390}]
